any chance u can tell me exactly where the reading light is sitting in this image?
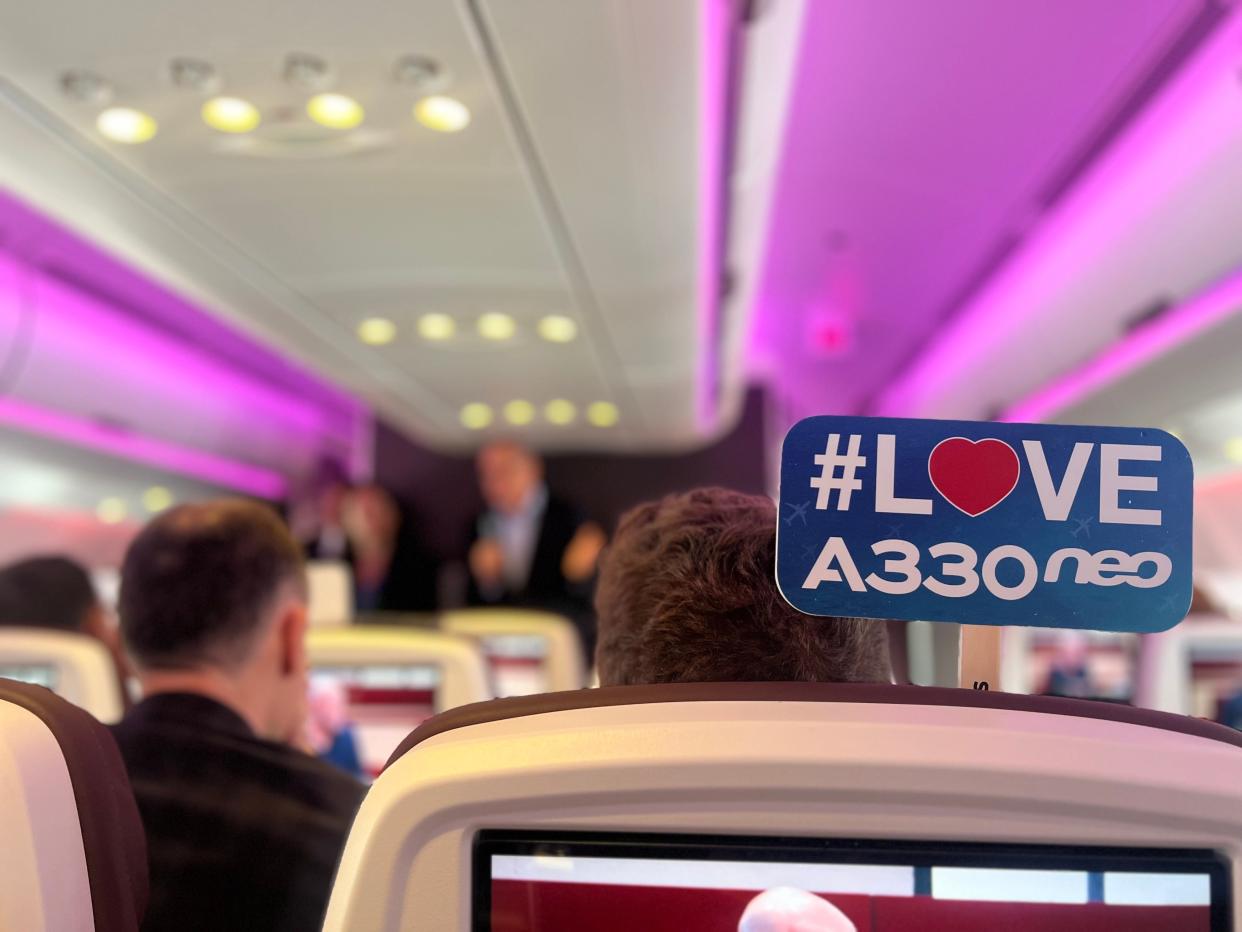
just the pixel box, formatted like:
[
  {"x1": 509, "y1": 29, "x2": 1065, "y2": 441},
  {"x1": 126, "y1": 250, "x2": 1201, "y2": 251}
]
[
  {"x1": 460, "y1": 403, "x2": 493, "y2": 429},
  {"x1": 96, "y1": 108, "x2": 158, "y2": 144},
  {"x1": 503, "y1": 400, "x2": 536, "y2": 426},
  {"x1": 417, "y1": 313, "x2": 455, "y2": 341},
  {"x1": 1226, "y1": 438, "x2": 1242, "y2": 463},
  {"x1": 537, "y1": 315, "x2": 578, "y2": 343},
  {"x1": 414, "y1": 95, "x2": 470, "y2": 132},
  {"x1": 202, "y1": 96, "x2": 261, "y2": 133},
  {"x1": 308, "y1": 93, "x2": 364, "y2": 130},
  {"x1": 477, "y1": 312, "x2": 516, "y2": 341},
  {"x1": 96, "y1": 497, "x2": 128, "y2": 524},
  {"x1": 544, "y1": 399, "x2": 576, "y2": 426},
  {"x1": 357, "y1": 317, "x2": 397, "y2": 345},
  {"x1": 586, "y1": 401, "x2": 620, "y2": 427},
  {"x1": 142, "y1": 486, "x2": 174, "y2": 513}
]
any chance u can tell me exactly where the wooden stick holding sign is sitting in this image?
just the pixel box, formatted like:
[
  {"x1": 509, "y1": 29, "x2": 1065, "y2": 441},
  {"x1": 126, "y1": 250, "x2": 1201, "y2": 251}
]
[{"x1": 958, "y1": 625, "x2": 1001, "y2": 691}]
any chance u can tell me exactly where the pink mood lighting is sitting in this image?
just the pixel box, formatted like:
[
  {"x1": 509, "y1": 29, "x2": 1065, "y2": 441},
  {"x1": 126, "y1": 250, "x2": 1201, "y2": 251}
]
[
  {"x1": 1004, "y1": 267, "x2": 1242, "y2": 424},
  {"x1": 0, "y1": 395, "x2": 287, "y2": 499}
]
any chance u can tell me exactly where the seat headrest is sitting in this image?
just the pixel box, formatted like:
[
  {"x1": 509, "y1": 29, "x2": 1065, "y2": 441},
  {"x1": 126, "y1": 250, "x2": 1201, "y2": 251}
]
[
  {"x1": 385, "y1": 680, "x2": 1242, "y2": 771},
  {"x1": 0, "y1": 678, "x2": 147, "y2": 931}
]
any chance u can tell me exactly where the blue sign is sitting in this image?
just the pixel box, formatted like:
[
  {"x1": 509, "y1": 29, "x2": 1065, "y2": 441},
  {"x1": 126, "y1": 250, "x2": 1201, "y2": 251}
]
[{"x1": 776, "y1": 416, "x2": 1193, "y2": 632}]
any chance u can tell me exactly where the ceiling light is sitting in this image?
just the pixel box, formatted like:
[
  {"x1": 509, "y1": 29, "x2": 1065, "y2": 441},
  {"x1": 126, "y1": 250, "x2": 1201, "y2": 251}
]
[
  {"x1": 60, "y1": 70, "x2": 112, "y2": 104},
  {"x1": 414, "y1": 95, "x2": 470, "y2": 132},
  {"x1": 169, "y1": 57, "x2": 219, "y2": 93},
  {"x1": 460, "y1": 402, "x2": 493, "y2": 430},
  {"x1": 544, "y1": 399, "x2": 576, "y2": 426},
  {"x1": 1226, "y1": 438, "x2": 1242, "y2": 463},
  {"x1": 96, "y1": 107, "x2": 158, "y2": 144},
  {"x1": 96, "y1": 497, "x2": 128, "y2": 524},
  {"x1": 537, "y1": 315, "x2": 578, "y2": 343},
  {"x1": 142, "y1": 486, "x2": 174, "y2": 513},
  {"x1": 393, "y1": 55, "x2": 444, "y2": 92},
  {"x1": 307, "y1": 93, "x2": 364, "y2": 130},
  {"x1": 417, "y1": 313, "x2": 455, "y2": 341},
  {"x1": 477, "y1": 312, "x2": 516, "y2": 341},
  {"x1": 357, "y1": 317, "x2": 397, "y2": 345},
  {"x1": 284, "y1": 52, "x2": 332, "y2": 90},
  {"x1": 586, "y1": 401, "x2": 620, "y2": 428},
  {"x1": 202, "y1": 96, "x2": 261, "y2": 133},
  {"x1": 503, "y1": 400, "x2": 536, "y2": 426}
]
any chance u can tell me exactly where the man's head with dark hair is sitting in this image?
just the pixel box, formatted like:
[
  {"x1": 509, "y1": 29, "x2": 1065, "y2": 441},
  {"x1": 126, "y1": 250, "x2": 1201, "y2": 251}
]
[
  {"x1": 0, "y1": 556, "x2": 99, "y2": 631},
  {"x1": 595, "y1": 487, "x2": 890, "y2": 686},
  {"x1": 120, "y1": 499, "x2": 310, "y2": 741}
]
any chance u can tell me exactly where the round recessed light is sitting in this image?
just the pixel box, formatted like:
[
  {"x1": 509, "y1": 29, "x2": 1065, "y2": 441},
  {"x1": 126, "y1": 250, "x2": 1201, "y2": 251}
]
[
  {"x1": 586, "y1": 401, "x2": 620, "y2": 428},
  {"x1": 460, "y1": 402, "x2": 494, "y2": 430},
  {"x1": 537, "y1": 315, "x2": 578, "y2": 343},
  {"x1": 96, "y1": 497, "x2": 128, "y2": 524},
  {"x1": 417, "y1": 313, "x2": 455, "y2": 341},
  {"x1": 544, "y1": 399, "x2": 577, "y2": 426},
  {"x1": 202, "y1": 96, "x2": 261, "y2": 134},
  {"x1": 96, "y1": 107, "x2": 158, "y2": 144},
  {"x1": 477, "y1": 312, "x2": 516, "y2": 341},
  {"x1": 357, "y1": 317, "x2": 397, "y2": 345},
  {"x1": 142, "y1": 486, "x2": 174, "y2": 513},
  {"x1": 414, "y1": 95, "x2": 470, "y2": 132},
  {"x1": 1226, "y1": 437, "x2": 1242, "y2": 463},
  {"x1": 307, "y1": 93, "x2": 364, "y2": 130},
  {"x1": 503, "y1": 400, "x2": 536, "y2": 426}
]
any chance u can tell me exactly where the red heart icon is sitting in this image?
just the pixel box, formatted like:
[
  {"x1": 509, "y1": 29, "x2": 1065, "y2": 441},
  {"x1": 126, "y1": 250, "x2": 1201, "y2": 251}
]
[{"x1": 928, "y1": 437, "x2": 1020, "y2": 517}]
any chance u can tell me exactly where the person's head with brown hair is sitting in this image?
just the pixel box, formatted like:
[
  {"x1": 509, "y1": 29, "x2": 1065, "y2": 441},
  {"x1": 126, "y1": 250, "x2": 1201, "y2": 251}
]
[{"x1": 595, "y1": 487, "x2": 890, "y2": 686}]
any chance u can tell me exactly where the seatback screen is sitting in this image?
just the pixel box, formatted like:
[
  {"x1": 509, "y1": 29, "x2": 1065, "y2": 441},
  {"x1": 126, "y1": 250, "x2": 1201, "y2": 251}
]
[
  {"x1": 478, "y1": 634, "x2": 549, "y2": 698},
  {"x1": 473, "y1": 831, "x2": 1229, "y2": 931},
  {"x1": 0, "y1": 664, "x2": 58, "y2": 690},
  {"x1": 308, "y1": 664, "x2": 438, "y2": 778}
]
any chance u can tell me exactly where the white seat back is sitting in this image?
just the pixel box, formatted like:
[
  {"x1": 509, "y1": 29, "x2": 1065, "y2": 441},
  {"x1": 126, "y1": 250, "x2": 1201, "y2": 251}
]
[
  {"x1": 439, "y1": 608, "x2": 586, "y2": 695},
  {"x1": 0, "y1": 628, "x2": 124, "y2": 723},
  {"x1": 324, "y1": 683, "x2": 1242, "y2": 931},
  {"x1": 306, "y1": 560, "x2": 354, "y2": 628}
]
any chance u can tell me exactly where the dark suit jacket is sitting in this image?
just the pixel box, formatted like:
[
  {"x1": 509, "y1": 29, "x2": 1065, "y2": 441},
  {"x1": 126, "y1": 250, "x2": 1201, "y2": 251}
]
[{"x1": 112, "y1": 693, "x2": 365, "y2": 932}]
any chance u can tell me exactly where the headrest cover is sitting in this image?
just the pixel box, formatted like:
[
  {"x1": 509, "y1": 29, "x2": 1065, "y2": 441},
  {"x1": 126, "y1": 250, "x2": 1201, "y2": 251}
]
[{"x1": 0, "y1": 679, "x2": 148, "y2": 931}]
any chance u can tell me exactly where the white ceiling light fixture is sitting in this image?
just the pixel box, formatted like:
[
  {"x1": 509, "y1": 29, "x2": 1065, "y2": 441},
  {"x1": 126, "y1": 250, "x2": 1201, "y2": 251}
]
[
  {"x1": 503, "y1": 400, "x2": 536, "y2": 426},
  {"x1": 96, "y1": 497, "x2": 128, "y2": 524},
  {"x1": 460, "y1": 402, "x2": 494, "y2": 429},
  {"x1": 96, "y1": 107, "x2": 158, "y2": 144},
  {"x1": 307, "y1": 93, "x2": 365, "y2": 130},
  {"x1": 202, "y1": 96, "x2": 261, "y2": 134},
  {"x1": 357, "y1": 317, "x2": 397, "y2": 345},
  {"x1": 393, "y1": 54, "x2": 446, "y2": 93},
  {"x1": 477, "y1": 311, "x2": 516, "y2": 341},
  {"x1": 169, "y1": 57, "x2": 220, "y2": 93},
  {"x1": 414, "y1": 95, "x2": 471, "y2": 133},
  {"x1": 142, "y1": 486, "x2": 174, "y2": 513},
  {"x1": 586, "y1": 401, "x2": 620, "y2": 427},
  {"x1": 537, "y1": 315, "x2": 578, "y2": 343},
  {"x1": 60, "y1": 70, "x2": 112, "y2": 104},
  {"x1": 544, "y1": 399, "x2": 577, "y2": 426},
  {"x1": 417, "y1": 313, "x2": 455, "y2": 341},
  {"x1": 284, "y1": 52, "x2": 333, "y2": 90}
]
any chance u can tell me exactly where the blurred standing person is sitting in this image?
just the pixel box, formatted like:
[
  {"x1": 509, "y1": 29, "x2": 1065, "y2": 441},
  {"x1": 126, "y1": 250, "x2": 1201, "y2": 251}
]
[
  {"x1": 290, "y1": 459, "x2": 353, "y2": 564},
  {"x1": 467, "y1": 440, "x2": 605, "y2": 658},
  {"x1": 342, "y1": 483, "x2": 438, "y2": 613}
]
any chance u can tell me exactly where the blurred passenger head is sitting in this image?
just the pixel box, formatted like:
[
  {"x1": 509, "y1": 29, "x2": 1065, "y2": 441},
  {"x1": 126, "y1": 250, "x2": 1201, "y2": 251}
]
[
  {"x1": 595, "y1": 488, "x2": 890, "y2": 686},
  {"x1": 739, "y1": 888, "x2": 856, "y2": 932},
  {"x1": 0, "y1": 555, "x2": 101, "y2": 633},
  {"x1": 477, "y1": 440, "x2": 543, "y2": 515},
  {"x1": 119, "y1": 499, "x2": 309, "y2": 739}
]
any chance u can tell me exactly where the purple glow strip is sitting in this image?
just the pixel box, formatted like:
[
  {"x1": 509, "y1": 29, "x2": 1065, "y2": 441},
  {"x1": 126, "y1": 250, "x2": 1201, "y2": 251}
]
[
  {"x1": 1003, "y1": 266, "x2": 1242, "y2": 423},
  {"x1": 696, "y1": 0, "x2": 731, "y2": 430},
  {"x1": 0, "y1": 396, "x2": 287, "y2": 499}
]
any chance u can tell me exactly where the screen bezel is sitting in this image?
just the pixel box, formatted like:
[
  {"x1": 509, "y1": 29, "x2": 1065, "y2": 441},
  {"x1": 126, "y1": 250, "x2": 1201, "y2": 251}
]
[{"x1": 472, "y1": 829, "x2": 1231, "y2": 931}]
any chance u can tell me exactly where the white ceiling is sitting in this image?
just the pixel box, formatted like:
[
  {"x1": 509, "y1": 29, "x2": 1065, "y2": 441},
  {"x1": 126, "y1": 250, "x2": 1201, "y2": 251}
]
[{"x1": 0, "y1": 0, "x2": 728, "y2": 452}]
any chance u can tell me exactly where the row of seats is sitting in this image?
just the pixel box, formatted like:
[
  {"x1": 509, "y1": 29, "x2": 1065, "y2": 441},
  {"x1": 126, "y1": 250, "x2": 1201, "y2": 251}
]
[{"x1": 7, "y1": 674, "x2": 1242, "y2": 930}]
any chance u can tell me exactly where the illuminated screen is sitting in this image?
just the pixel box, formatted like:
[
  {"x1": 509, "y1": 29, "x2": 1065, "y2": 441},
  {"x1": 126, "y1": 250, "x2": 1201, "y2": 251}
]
[
  {"x1": 0, "y1": 664, "x2": 58, "y2": 690},
  {"x1": 478, "y1": 634, "x2": 549, "y2": 698},
  {"x1": 310, "y1": 664, "x2": 438, "y2": 778},
  {"x1": 473, "y1": 832, "x2": 1229, "y2": 931}
]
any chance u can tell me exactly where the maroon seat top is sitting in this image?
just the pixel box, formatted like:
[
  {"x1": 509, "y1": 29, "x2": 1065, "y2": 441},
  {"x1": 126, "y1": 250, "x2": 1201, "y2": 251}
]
[
  {"x1": 0, "y1": 678, "x2": 147, "y2": 932},
  {"x1": 386, "y1": 681, "x2": 1242, "y2": 771}
]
